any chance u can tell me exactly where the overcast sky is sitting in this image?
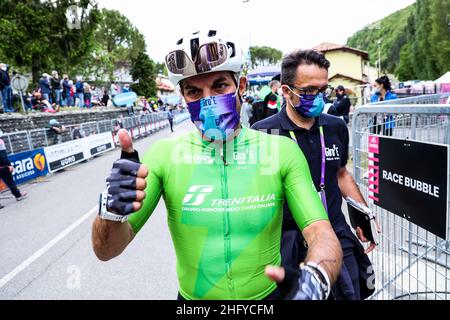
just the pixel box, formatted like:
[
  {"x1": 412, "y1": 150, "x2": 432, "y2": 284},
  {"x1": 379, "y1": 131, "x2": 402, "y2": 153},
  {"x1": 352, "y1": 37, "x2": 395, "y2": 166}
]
[{"x1": 97, "y1": 0, "x2": 416, "y2": 63}]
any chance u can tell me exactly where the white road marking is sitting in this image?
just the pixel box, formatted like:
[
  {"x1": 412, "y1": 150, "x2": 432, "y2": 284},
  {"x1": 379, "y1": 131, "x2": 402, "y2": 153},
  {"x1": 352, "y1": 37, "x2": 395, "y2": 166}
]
[{"x1": 0, "y1": 206, "x2": 98, "y2": 289}]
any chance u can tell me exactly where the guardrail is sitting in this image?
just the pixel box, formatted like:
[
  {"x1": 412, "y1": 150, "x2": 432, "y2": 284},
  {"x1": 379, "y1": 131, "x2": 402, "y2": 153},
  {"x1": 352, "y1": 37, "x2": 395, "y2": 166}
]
[
  {"x1": 1, "y1": 111, "x2": 187, "y2": 156},
  {"x1": 0, "y1": 110, "x2": 190, "y2": 192}
]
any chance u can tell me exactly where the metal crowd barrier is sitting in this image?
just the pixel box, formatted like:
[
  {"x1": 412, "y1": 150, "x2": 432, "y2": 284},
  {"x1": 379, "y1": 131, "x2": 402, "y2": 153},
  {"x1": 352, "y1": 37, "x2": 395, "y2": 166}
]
[
  {"x1": 1, "y1": 111, "x2": 180, "y2": 156},
  {"x1": 352, "y1": 93, "x2": 450, "y2": 300}
]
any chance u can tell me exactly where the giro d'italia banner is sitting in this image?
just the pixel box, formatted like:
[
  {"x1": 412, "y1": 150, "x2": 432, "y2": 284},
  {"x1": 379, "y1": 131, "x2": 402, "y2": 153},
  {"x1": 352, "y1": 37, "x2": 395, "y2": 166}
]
[
  {"x1": 9, "y1": 149, "x2": 49, "y2": 185},
  {"x1": 368, "y1": 135, "x2": 449, "y2": 240}
]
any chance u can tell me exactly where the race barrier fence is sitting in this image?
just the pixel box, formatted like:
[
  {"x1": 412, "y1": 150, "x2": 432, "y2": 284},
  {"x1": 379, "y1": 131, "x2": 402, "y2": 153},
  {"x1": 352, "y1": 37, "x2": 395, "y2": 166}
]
[
  {"x1": 1, "y1": 110, "x2": 188, "y2": 188},
  {"x1": 352, "y1": 93, "x2": 450, "y2": 300}
]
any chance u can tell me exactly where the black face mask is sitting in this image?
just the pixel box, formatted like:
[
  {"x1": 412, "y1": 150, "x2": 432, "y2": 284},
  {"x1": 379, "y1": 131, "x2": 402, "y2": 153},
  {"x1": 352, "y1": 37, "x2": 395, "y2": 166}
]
[{"x1": 336, "y1": 93, "x2": 342, "y2": 99}]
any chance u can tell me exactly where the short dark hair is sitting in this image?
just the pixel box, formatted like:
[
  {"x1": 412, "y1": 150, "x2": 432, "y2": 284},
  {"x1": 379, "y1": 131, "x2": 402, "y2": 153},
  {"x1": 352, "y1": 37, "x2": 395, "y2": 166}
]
[
  {"x1": 281, "y1": 49, "x2": 330, "y2": 85},
  {"x1": 375, "y1": 75, "x2": 392, "y2": 92}
]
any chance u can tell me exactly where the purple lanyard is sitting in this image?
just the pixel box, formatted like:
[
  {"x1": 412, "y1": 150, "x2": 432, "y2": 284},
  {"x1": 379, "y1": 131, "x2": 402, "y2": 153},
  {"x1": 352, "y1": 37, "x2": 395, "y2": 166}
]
[{"x1": 289, "y1": 127, "x2": 328, "y2": 213}]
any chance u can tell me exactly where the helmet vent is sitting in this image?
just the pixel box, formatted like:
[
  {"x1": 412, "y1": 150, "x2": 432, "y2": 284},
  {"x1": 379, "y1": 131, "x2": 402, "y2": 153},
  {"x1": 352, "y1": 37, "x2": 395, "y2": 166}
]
[
  {"x1": 227, "y1": 42, "x2": 236, "y2": 58},
  {"x1": 207, "y1": 30, "x2": 217, "y2": 37},
  {"x1": 190, "y1": 38, "x2": 200, "y2": 61}
]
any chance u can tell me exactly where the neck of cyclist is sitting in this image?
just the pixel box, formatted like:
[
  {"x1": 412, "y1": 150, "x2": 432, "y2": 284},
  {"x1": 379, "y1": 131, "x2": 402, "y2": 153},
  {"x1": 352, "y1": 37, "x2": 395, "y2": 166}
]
[{"x1": 286, "y1": 100, "x2": 316, "y2": 131}]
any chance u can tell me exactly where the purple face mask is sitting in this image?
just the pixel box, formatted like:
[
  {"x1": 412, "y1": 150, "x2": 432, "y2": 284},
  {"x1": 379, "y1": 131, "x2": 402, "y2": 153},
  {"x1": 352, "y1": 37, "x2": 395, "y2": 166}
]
[{"x1": 187, "y1": 92, "x2": 240, "y2": 140}]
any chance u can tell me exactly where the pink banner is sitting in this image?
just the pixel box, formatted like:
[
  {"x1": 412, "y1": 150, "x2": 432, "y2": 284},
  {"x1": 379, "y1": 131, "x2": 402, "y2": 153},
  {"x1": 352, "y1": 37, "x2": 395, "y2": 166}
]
[{"x1": 368, "y1": 135, "x2": 379, "y2": 154}]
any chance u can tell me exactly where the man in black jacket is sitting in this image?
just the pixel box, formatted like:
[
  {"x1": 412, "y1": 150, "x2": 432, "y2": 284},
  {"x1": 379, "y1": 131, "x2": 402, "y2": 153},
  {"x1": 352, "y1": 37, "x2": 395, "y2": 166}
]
[
  {"x1": 328, "y1": 85, "x2": 351, "y2": 124},
  {"x1": 0, "y1": 63, "x2": 13, "y2": 113},
  {"x1": 50, "y1": 71, "x2": 62, "y2": 106},
  {"x1": 0, "y1": 132, "x2": 28, "y2": 204},
  {"x1": 252, "y1": 50, "x2": 377, "y2": 300}
]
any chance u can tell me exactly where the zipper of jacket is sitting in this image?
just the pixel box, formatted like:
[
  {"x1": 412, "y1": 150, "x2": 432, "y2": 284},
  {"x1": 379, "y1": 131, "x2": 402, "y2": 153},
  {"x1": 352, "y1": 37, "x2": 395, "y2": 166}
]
[{"x1": 220, "y1": 146, "x2": 235, "y2": 298}]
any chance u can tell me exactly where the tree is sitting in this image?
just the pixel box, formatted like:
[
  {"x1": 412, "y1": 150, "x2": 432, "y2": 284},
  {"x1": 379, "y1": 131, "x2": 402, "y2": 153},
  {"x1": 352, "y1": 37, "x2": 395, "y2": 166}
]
[
  {"x1": 249, "y1": 46, "x2": 282, "y2": 68},
  {"x1": 130, "y1": 52, "x2": 157, "y2": 97},
  {"x1": 347, "y1": 4, "x2": 414, "y2": 75},
  {"x1": 347, "y1": 0, "x2": 450, "y2": 80},
  {"x1": 428, "y1": 0, "x2": 450, "y2": 77},
  {"x1": 0, "y1": 0, "x2": 99, "y2": 84},
  {"x1": 87, "y1": 8, "x2": 146, "y2": 81},
  {"x1": 155, "y1": 62, "x2": 168, "y2": 76},
  {"x1": 396, "y1": 43, "x2": 417, "y2": 81}
]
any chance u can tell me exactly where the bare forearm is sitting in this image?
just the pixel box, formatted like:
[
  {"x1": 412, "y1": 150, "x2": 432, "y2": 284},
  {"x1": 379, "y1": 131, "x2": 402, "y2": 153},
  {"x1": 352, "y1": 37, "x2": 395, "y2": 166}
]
[
  {"x1": 92, "y1": 216, "x2": 134, "y2": 261},
  {"x1": 338, "y1": 167, "x2": 366, "y2": 205},
  {"x1": 303, "y1": 221, "x2": 343, "y2": 284}
]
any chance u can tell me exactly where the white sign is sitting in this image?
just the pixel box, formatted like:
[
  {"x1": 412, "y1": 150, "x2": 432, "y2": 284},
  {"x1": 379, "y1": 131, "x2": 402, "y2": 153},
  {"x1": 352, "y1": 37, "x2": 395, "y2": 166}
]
[
  {"x1": 87, "y1": 132, "x2": 114, "y2": 157},
  {"x1": 44, "y1": 139, "x2": 86, "y2": 173},
  {"x1": 11, "y1": 75, "x2": 28, "y2": 91}
]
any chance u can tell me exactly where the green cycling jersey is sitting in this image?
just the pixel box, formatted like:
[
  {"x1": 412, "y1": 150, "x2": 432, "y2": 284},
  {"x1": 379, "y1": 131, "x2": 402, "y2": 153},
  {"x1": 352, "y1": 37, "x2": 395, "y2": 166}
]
[{"x1": 128, "y1": 127, "x2": 328, "y2": 300}]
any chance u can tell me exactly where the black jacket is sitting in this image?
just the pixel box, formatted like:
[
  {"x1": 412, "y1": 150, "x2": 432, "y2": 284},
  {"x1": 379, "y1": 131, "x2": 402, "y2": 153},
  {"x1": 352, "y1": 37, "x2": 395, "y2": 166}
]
[
  {"x1": 0, "y1": 70, "x2": 10, "y2": 90},
  {"x1": 329, "y1": 95, "x2": 351, "y2": 116},
  {"x1": 0, "y1": 149, "x2": 11, "y2": 167},
  {"x1": 50, "y1": 77, "x2": 61, "y2": 90},
  {"x1": 328, "y1": 94, "x2": 351, "y2": 124}
]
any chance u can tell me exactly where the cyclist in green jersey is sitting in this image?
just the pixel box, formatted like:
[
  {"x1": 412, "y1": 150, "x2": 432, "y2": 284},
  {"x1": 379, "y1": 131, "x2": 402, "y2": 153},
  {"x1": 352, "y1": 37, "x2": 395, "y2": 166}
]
[{"x1": 92, "y1": 30, "x2": 342, "y2": 300}]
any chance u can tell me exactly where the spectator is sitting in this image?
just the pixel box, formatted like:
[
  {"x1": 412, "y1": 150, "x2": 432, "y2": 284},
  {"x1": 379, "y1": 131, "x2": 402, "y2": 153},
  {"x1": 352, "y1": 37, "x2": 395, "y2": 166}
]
[
  {"x1": 47, "y1": 119, "x2": 67, "y2": 144},
  {"x1": 0, "y1": 130, "x2": 28, "y2": 202},
  {"x1": 113, "y1": 118, "x2": 123, "y2": 133},
  {"x1": 69, "y1": 80, "x2": 75, "y2": 106},
  {"x1": 370, "y1": 76, "x2": 397, "y2": 136},
  {"x1": 240, "y1": 96, "x2": 254, "y2": 127},
  {"x1": 71, "y1": 125, "x2": 84, "y2": 140},
  {"x1": 101, "y1": 90, "x2": 110, "y2": 106},
  {"x1": 149, "y1": 100, "x2": 156, "y2": 112},
  {"x1": 167, "y1": 108, "x2": 174, "y2": 133},
  {"x1": 263, "y1": 80, "x2": 281, "y2": 119},
  {"x1": 142, "y1": 98, "x2": 151, "y2": 113},
  {"x1": 32, "y1": 91, "x2": 55, "y2": 112},
  {"x1": 122, "y1": 83, "x2": 131, "y2": 93},
  {"x1": 90, "y1": 85, "x2": 101, "y2": 107},
  {"x1": 157, "y1": 98, "x2": 164, "y2": 110},
  {"x1": 22, "y1": 91, "x2": 33, "y2": 112},
  {"x1": 0, "y1": 63, "x2": 13, "y2": 113},
  {"x1": 50, "y1": 71, "x2": 62, "y2": 107},
  {"x1": 39, "y1": 73, "x2": 51, "y2": 102},
  {"x1": 75, "y1": 77, "x2": 84, "y2": 108},
  {"x1": 62, "y1": 75, "x2": 72, "y2": 107},
  {"x1": 84, "y1": 82, "x2": 92, "y2": 108},
  {"x1": 328, "y1": 85, "x2": 351, "y2": 124},
  {"x1": 110, "y1": 81, "x2": 120, "y2": 98}
]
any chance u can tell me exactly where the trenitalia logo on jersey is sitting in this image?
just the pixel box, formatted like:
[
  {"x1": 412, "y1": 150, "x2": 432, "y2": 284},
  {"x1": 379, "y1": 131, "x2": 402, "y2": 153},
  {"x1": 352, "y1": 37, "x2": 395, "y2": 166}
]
[
  {"x1": 182, "y1": 185, "x2": 276, "y2": 212},
  {"x1": 183, "y1": 185, "x2": 215, "y2": 206}
]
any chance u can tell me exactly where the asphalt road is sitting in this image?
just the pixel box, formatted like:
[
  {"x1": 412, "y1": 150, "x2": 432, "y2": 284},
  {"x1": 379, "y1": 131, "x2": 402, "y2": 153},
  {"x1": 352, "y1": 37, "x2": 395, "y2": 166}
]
[{"x1": 0, "y1": 120, "x2": 195, "y2": 300}]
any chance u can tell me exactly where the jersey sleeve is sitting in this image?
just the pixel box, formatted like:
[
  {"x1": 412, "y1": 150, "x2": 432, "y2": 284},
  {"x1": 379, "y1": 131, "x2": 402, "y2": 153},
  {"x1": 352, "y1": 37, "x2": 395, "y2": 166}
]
[
  {"x1": 279, "y1": 137, "x2": 329, "y2": 230},
  {"x1": 127, "y1": 140, "x2": 166, "y2": 234}
]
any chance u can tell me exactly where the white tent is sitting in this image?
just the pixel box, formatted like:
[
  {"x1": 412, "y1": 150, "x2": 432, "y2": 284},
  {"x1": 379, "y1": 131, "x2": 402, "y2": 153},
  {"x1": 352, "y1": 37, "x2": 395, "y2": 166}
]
[{"x1": 434, "y1": 71, "x2": 450, "y2": 84}]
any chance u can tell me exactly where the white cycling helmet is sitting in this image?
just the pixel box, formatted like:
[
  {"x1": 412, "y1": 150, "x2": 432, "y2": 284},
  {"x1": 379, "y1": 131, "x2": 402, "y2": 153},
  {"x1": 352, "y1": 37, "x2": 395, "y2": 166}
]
[{"x1": 165, "y1": 30, "x2": 243, "y2": 86}]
